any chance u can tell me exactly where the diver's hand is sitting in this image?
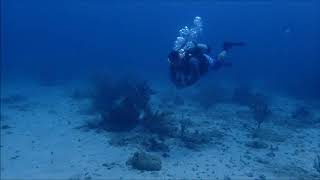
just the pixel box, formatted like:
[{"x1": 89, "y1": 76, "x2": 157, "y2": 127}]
[{"x1": 217, "y1": 50, "x2": 227, "y2": 61}]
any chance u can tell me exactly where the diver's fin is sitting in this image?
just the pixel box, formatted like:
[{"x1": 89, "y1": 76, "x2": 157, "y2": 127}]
[{"x1": 223, "y1": 41, "x2": 246, "y2": 51}]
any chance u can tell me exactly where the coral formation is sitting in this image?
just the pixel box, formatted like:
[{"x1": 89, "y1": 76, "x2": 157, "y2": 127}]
[
  {"x1": 86, "y1": 76, "x2": 180, "y2": 134},
  {"x1": 90, "y1": 77, "x2": 154, "y2": 131}
]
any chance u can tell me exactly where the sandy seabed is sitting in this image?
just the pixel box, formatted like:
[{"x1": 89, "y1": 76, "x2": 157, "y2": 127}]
[{"x1": 1, "y1": 80, "x2": 320, "y2": 180}]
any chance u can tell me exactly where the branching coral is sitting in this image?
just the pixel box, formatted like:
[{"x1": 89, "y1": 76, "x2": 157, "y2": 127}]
[{"x1": 85, "y1": 75, "x2": 181, "y2": 138}]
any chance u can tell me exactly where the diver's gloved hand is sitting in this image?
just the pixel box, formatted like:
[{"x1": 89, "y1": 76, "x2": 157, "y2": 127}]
[{"x1": 217, "y1": 50, "x2": 227, "y2": 61}]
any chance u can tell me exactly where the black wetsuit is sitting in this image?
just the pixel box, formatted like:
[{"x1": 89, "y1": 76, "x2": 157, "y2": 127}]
[
  {"x1": 169, "y1": 42, "x2": 245, "y2": 88},
  {"x1": 169, "y1": 46, "x2": 209, "y2": 88}
]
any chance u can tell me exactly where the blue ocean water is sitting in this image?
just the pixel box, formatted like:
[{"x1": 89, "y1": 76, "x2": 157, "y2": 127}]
[
  {"x1": 1, "y1": 1, "x2": 320, "y2": 179},
  {"x1": 2, "y1": 1, "x2": 319, "y2": 98}
]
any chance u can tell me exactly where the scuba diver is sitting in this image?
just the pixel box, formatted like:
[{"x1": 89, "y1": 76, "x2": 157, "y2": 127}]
[
  {"x1": 168, "y1": 41, "x2": 245, "y2": 88},
  {"x1": 168, "y1": 16, "x2": 245, "y2": 88}
]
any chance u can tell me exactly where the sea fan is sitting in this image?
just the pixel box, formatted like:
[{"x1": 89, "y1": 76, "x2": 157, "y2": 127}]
[{"x1": 250, "y1": 100, "x2": 271, "y2": 129}]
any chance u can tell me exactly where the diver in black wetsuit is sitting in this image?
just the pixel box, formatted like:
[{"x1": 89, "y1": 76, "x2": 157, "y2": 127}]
[{"x1": 168, "y1": 41, "x2": 245, "y2": 88}]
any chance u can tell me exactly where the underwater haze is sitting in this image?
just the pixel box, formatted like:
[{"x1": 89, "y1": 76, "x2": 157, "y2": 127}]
[
  {"x1": 1, "y1": 1, "x2": 320, "y2": 179},
  {"x1": 2, "y1": 1, "x2": 320, "y2": 97}
]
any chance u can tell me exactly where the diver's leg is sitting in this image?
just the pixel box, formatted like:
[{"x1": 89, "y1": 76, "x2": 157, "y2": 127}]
[
  {"x1": 170, "y1": 66, "x2": 185, "y2": 88},
  {"x1": 186, "y1": 57, "x2": 201, "y2": 86}
]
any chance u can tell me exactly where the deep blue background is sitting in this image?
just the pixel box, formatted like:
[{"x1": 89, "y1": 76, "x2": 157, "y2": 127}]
[{"x1": 2, "y1": 1, "x2": 320, "y2": 99}]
